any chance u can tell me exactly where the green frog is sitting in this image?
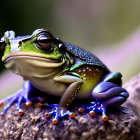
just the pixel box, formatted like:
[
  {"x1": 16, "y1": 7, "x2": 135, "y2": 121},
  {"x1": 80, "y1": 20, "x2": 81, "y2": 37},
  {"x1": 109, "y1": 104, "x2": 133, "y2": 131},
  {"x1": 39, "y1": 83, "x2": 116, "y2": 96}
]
[{"x1": 0, "y1": 29, "x2": 129, "y2": 124}]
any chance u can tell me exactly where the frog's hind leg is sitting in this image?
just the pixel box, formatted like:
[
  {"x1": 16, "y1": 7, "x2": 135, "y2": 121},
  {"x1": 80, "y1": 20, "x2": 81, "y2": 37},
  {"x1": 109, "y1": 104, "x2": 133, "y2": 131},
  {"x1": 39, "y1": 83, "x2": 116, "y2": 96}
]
[{"x1": 89, "y1": 72, "x2": 129, "y2": 121}]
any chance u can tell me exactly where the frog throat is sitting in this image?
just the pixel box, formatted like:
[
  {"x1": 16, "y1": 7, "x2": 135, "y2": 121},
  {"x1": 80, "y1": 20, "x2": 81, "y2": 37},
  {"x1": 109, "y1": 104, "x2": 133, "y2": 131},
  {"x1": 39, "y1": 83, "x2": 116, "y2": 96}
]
[{"x1": 4, "y1": 54, "x2": 65, "y2": 79}]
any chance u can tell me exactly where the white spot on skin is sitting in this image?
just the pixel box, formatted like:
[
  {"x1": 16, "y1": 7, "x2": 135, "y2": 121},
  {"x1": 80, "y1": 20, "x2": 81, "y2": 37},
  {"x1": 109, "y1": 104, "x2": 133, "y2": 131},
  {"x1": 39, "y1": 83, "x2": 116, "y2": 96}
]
[
  {"x1": 87, "y1": 67, "x2": 89, "y2": 69},
  {"x1": 96, "y1": 68, "x2": 99, "y2": 72},
  {"x1": 89, "y1": 69, "x2": 91, "y2": 71},
  {"x1": 83, "y1": 69, "x2": 85, "y2": 72},
  {"x1": 79, "y1": 70, "x2": 81, "y2": 72}
]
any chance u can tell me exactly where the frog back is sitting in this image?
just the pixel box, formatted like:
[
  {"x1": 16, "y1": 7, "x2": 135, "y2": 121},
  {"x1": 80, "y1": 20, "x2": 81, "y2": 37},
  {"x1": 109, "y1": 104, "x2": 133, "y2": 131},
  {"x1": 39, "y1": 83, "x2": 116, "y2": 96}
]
[{"x1": 64, "y1": 42, "x2": 110, "y2": 72}]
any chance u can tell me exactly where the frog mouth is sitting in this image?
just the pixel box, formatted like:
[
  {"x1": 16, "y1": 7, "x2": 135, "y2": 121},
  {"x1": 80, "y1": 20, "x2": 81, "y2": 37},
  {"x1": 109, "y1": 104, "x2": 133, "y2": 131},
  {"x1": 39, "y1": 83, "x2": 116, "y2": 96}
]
[
  {"x1": 4, "y1": 55, "x2": 62, "y2": 64},
  {"x1": 4, "y1": 54, "x2": 65, "y2": 70}
]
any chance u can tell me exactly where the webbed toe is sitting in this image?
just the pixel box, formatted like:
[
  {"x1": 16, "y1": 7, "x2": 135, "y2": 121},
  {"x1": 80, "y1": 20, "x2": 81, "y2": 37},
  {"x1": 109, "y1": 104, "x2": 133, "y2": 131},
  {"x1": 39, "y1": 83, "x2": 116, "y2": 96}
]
[{"x1": 43, "y1": 104, "x2": 75, "y2": 124}]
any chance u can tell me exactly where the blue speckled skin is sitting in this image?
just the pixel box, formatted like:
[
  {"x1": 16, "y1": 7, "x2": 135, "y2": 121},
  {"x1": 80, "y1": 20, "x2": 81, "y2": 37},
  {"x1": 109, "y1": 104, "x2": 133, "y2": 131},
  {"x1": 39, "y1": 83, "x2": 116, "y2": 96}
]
[
  {"x1": 64, "y1": 42, "x2": 110, "y2": 72},
  {"x1": 0, "y1": 29, "x2": 129, "y2": 123}
]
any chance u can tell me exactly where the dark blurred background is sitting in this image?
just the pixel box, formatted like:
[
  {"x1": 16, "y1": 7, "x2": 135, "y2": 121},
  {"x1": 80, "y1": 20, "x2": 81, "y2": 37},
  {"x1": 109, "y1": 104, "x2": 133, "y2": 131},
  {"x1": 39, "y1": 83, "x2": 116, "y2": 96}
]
[{"x1": 0, "y1": 0, "x2": 140, "y2": 97}]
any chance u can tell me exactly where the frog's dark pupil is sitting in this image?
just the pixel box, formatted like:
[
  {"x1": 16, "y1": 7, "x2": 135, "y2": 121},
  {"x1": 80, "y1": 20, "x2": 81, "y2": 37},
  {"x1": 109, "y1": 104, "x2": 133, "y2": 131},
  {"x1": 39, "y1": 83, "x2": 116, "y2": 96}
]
[
  {"x1": 39, "y1": 38, "x2": 52, "y2": 44},
  {"x1": 36, "y1": 33, "x2": 52, "y2": 52},
  {"x1": 19, "y1": 41, "x2": 22, "y2": 45}
]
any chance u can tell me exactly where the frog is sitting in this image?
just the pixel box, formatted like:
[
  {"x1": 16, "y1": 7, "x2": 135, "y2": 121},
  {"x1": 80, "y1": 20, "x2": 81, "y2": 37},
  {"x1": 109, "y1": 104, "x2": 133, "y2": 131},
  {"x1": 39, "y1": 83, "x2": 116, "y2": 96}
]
[{"x1": 0, "y1": 29, "x2": 129, "y2": 124}]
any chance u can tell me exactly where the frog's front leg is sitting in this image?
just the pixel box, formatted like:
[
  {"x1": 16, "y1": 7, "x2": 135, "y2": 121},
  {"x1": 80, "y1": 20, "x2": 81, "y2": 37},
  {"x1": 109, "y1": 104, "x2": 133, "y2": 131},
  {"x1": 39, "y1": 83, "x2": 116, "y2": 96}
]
[
  {"x1": 0, "y1": 81, "x2": 40, "y2": 116},
  {"x1": 89, "y1": 72, "x2": 129, "y2": 121},
  {"x1": 44, "y1": 74, "x2": 83, "y2": 124}
]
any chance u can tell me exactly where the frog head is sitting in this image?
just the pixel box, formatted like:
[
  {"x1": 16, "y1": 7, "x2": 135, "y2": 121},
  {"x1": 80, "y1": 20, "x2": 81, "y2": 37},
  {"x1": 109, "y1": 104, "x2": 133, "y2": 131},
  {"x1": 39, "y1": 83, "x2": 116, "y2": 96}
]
[{"x1": 0, "y1": 29, "x2": 66, "y2": 79}]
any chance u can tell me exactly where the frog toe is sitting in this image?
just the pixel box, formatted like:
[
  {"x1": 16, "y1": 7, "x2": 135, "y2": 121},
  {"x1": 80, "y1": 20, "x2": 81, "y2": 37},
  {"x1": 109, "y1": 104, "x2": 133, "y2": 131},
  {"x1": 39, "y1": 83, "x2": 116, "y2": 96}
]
[
  {"x1": 44, "y1": 105, "x2": 73, "y2": 124},
  {"x1": 0, "y1": 96, "x2": 17, "y2": 116},
  {"x1": 16, "y1": 96, "x2": 25, "y2": 116},
  {"x1": 24, "y1": 96, "x2": 32, "y2": 107},
  {"x1": 0, "y1": 90, "x2": 22, "y2": 109},
  {"x1": 25, "y1": 101, "x2": 32, "y2": 107},
  {"x1": 86, "y1": 101, "x2": 108, "y2": 121},
  {"x1": 52, "y1": 118, "x2": 59, "y2": 125},
  {"x1": 89, "y1": 110, "x2": 96, "y2": 117},
  {"x1": 0, "y1": 89, "x2": 33, "y2": 116},
  {"x1": 23, "y1": 94, "x2": 33, "y2": 108},
  {"x1": 69, "y1": 112, "x2": 76, "y2": 118},
  {"x1": 102, "y1": 115, "x2": 108, "y2": 121},
  {"x1": 18, "y1": 109, "x2": 24, "y2": 116}
]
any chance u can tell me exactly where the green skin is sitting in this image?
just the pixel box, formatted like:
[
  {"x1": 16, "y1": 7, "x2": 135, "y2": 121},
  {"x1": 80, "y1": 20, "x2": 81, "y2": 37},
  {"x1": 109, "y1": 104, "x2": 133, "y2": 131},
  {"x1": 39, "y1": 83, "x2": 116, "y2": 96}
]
[
  {"x1": 2, "y1": 29, "x2": 106, "y2": 105},
  {"x1": 0, "y1": 29, "x2": 128, "y2": 122}
]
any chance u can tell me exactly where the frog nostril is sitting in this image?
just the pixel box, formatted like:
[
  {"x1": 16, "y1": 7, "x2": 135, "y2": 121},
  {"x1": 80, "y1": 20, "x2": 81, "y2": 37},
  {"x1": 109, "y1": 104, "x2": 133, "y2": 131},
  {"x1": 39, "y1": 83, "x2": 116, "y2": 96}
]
[
  {"x1": 8, "y1": 41, "x2": 11, "y2": 45},
  {"x1": 18, "y1": 41, "x2": 22, "y2": 45}
]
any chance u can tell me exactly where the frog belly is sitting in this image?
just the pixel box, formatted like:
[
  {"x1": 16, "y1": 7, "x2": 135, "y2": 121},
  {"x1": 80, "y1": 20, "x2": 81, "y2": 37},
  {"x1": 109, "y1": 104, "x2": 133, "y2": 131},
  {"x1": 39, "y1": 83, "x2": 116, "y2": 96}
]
[
  {"x1": 29, "y1": 76, "x2": 92, "y2": 99},
  {"x1": 29, "y1": 66, "x2": 107, "y2": 99},
  {"x1": 29, "y1": 77, "x2": 68, "y2": 96}
]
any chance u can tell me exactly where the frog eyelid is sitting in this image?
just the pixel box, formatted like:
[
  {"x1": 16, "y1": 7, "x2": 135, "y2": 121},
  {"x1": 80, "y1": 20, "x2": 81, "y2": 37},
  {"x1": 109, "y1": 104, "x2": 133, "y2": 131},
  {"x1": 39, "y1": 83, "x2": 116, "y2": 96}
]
[
  {"x1": 21, "y1": 37, "x2": 31, "y2": 43},
  {"x1": 36, "y1": 34, "x2": 52, "y2": 43},
  {"x1": 36, "y1": 39, "x2": 52, "y2": 44}
]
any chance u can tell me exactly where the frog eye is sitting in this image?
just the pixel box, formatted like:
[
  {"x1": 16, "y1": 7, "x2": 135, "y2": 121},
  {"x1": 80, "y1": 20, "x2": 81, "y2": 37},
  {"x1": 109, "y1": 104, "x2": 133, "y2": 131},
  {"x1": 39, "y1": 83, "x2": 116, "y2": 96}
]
[{"x1": 36, "y1": 32, "x2": 52, "y2": 52}]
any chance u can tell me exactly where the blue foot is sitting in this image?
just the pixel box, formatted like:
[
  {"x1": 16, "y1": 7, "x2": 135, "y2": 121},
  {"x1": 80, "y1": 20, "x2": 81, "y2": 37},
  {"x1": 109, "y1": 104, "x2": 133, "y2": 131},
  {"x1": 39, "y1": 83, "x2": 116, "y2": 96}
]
[
  {"x1": 43, "y1": 104, "x2": 75, "y2": 125},
  {"x1": 75, "y1": 101, "x2": 108, "y2": 121},
  {"x1": 88, "y1": 101, "x2": 108, "y2": 121},
  {"x1": 0, "y1": 90, "x2": 41, "y2": 116}
]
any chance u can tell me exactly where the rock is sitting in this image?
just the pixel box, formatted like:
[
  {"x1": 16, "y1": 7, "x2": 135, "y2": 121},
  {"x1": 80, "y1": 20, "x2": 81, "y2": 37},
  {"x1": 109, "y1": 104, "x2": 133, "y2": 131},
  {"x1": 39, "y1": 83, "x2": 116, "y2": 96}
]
[
  {"x1": 123, "y1": 73, "x2": 140, "y2": 118},
  {"x1": 0, "y1": 102, "x2": 139, "y2": 140}
]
